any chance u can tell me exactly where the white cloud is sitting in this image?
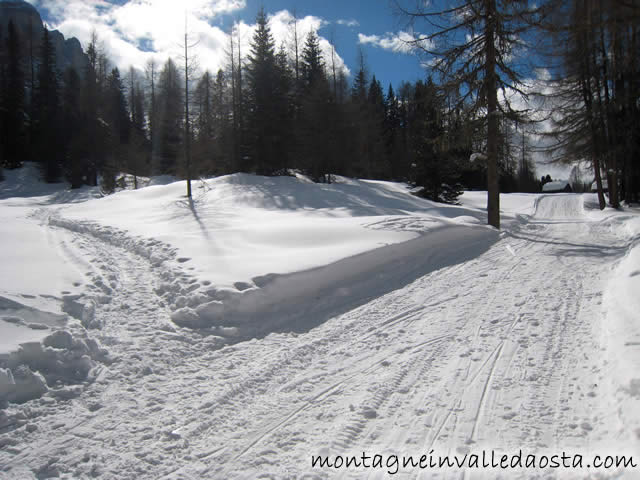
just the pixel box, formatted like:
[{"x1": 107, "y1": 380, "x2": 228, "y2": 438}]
[
  {"x1": 358, "y1": 30, "x2": 432, "y2": 55},
  {"x1": 28, "y1": 0, "x2": 242, "y2": 73},
  {"x1": 28, "y1": 1, "x2": 348, "y2": 79},
  {"x1": 495, "y1": 69, "x2": 574, "y2": 180},
  {"x1": 336, "y1": 19, "x2": 359, "y2": 27},
  {"x1": 267, "y1": 9, "x2": 327, "y2": 52},
  {"x1": 268, "y1": 11, "x2": 349, "y2": 76}
]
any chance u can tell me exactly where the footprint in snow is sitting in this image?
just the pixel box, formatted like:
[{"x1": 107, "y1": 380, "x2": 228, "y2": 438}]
[{"x1": 362, "y1": 407, "x2": 377, "y2": 419}]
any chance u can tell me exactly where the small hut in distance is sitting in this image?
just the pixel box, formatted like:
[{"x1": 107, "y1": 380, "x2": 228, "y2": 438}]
[{"x1": 542, "y1": 181, "x2": 573, "y2": 193}]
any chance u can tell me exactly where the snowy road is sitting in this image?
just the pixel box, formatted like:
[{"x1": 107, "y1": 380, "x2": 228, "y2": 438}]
[{"x1": 0, "y1": 194, "x2": 637, "y2": 479}]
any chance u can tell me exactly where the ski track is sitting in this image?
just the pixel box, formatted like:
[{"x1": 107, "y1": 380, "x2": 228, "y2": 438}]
[{"x1": 0, "y1": 195, "x2": 633, "y2": 479}]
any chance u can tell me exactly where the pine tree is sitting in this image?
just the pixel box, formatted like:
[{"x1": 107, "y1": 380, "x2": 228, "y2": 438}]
[
  {"x1": 33, "y1": 27, "x2": 61, "y2": 182},
  {"x1": 299, "y1": 31, "x2": 334, "y2": 182},
  {"x1": 350, "y1": 50, "x2": 367, "y2": 104},
  {"x1": 82, "y1": 32, "x2": 106, "y2": 186},
  {"x1": 1, "y1": 20, "x2": 26, "y2": 169},
  {"x1": 246, "y1": 8, "x2": 279, "y2": 174},
  {"x1": 107, "y1": 68, "x2": 130, "y2": 145},
  {"x1": 348, "y1": 50, "x2": 370, "y2": 177},
  {"x1": 384, "y1": 84, "x2": 403, "y2": 179},
  {"x1": 125, "y1": 68, "x2": 147, "y2": 188},
  {"x1": 301, "y1": 31, "x2": 324, "y2": 91},
  {"x1": 145, "y1": 58, "x2": 159, "y2": 173},
  {"x1": 194, "y1": 70, "x2": 215, "y2": 174},
  {"x1": 227, "y1": 22, "x2": 246, "y2": 172},
  {"x1": 545, "y1": 0, "x2": 639, "y2": 206},
  {"x1": 101, "y1": 67, "x2": 130, "y2": 193},
  {"x1": 366, "y1": 76, "x2": 386, "y2": 178},
  {"x1": 274, "y1": 44, "x2": 294, "y2": 174},
  {"x1": 396, "y1": 0, "x2": 547, "y2": 225},
  {"x1": 156, "y1": 58, "x2": 183, "y2": 175},
  {"x1": 61, "y1": 66, "x2": 85, "y2": 188},
  {"x1": 409, "y1": 78, "x2": 448, "y2": 202}
]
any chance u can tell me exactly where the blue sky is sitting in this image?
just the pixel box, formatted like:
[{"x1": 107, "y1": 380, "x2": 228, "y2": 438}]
[
  {"x1": 234, "y1": 0, "x2": 428, "y2": 89},
  {"x1": 30, "y1": 0, "x2": 428, "y2": 91}
]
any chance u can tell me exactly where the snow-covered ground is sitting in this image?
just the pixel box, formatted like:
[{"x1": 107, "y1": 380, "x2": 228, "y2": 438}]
[{"x1": 0, "y1": 165, "x2": 638, "y2": 479}]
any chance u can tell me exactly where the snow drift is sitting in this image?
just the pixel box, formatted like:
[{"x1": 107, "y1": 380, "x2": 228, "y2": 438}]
[
  {"x1": 603, "y1": 212, "x2": 640, "y2": 448},
  {"x1": 54, "y1": 173, "x2": 498, "y2": 339},
  {"x1": 171, "y1": 223, "x2": 498, "y2": 337}
]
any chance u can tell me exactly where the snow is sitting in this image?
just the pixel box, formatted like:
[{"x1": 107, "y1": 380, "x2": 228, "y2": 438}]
[
  {"x1": 602, "y1": 210, "x2": 640, "y2": 450},
  {"x1": 460, "y1": 190, "x2": 539, "y2": 220},
  {"x1": 0, "y1": 164, "x2": 639, "y2": 479},
  {"x1": 58, "y1": 174, "x2": 495, "y2": 335},
  {"x1": 0, "y1": 164, "x2": 97, "y2": 314},
  {"x1": 534, "y1": 192, "x2": 584, "y2": 219},
  {"x1": 61, "y1": 174, "x2": 488, "y2": 288}
]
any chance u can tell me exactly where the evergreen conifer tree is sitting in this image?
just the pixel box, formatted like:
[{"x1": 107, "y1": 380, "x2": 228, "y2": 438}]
[
  {"x1": 2, "y1": 21, "x2": 26, "y2": 169},
  {"x1": 33, "y1": 27, "x2": 61, "y2": 182},
  {"x1": 246, "y1": 8, "x2": 279, "y2": 174},
  {"x1": 156, "y1": 58, "x2": 183, "y2": 175}
]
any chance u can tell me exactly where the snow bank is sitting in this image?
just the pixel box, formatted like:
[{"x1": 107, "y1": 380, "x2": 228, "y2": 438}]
[
  {"x1": 0, "y1": 165, "x2": 111, "y2": 408},
  {"x1": 0, "y1": 206, "x2": 86, "y2": 313},
  {"x1": 0, "y1": 365, "x2": 47, "y2": 405},
  {"x1": 533, "y1": 194, "x2": 584, "y2": 220},
  {"x1": 171, "y1": 224, "x2": 498, "y2": 336},
  {"x1": 459, "y1": 191, "x2": 539, "y2": 222},
  {"x1": 61, "y1": 174, "x2": 488, "y2": 290},
  {"x1": 0, "y1": 164, "x2": 98, "y2": 314},
  {"x1": 0, "y1": 327, "x2": 108, "y2": 406},
  {"x1": 54, "y1": 174, "x2": 499, "y2": 339},
  {"x1": 0, "y1": 297, "x2": 67, "y2": 355},
  {"x1": 0, "y1": 162, "x2": 100, "y2": 205},
  {"x1": 603, "y1": 212, "x2": 640, "y2": 448}
]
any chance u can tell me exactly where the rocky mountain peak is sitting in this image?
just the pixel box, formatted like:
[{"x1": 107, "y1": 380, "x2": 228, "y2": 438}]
[{"x1": 0, "y1": 0, "x2": 88, "y2": 74}]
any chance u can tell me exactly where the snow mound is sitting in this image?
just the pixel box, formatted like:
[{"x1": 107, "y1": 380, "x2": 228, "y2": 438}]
[
  {"x1": 459, "y1": 191, "x2": 540, "y2": 223},
  {"x1": 0, "y1": 162, "x2": 100, "y2": 204},
  {"x1": 0, "y1": 328, "x2": 108, "y2": 406},
  {"x1": 0, "y1": 365, "x2": 47, "y2": 405},
  {"x1": 603, "y1": 211, "x2": 640, "y2": 447},
  {"x1": 49, "y1": 173, "x2": 501, "y2": 342},
  {"x1": 170, "y1": 224, "x2": 498, "y2": 337},
  {"x1": 0, "y1": 297, "x2": 67, "y2": 354},
  {"x1": 533, "y1": 194, "x2": 584, "y2": 220},
  {"x1": 0, "y1": 298, "x2": 108, "y2": 407}
]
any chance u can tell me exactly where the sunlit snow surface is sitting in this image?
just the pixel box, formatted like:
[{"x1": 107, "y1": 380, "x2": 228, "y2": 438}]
[{"x1": 0, "y1": 164, "x2": 639, "y2": 479}]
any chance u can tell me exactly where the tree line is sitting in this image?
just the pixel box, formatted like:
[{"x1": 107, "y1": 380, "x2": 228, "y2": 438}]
[
  {"x1": 0, "y1": 8, "x2": 540, "y2": 205},
  {"x1": 544, "y1": 0, "x2": 640, "y2": 208},
  {"x1": 396, "y1": 0, "x2": 639, "y2": 220},
  {"x1": 2, "y1": 2, "x2": 637, "y2": 213}
]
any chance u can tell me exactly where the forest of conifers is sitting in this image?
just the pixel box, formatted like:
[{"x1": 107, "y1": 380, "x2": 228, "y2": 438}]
[{"x1": 0, "y1": 1, "x2": 639, "y2": 206}]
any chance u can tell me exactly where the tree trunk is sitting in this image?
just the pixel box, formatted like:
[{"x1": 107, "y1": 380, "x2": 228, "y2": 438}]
[
  {"x1": 485, "y1": 0, "x2": 500, "y2": 229},
  {"x1": 229, "y1": 29, "x2": 239, "y2": 172},
  {"x1": 184, "y1": 31, "x2": 192, "y2": 198}
]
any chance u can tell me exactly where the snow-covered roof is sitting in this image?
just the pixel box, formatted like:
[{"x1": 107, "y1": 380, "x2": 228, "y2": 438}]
[{"x1": 542, "y1": 181, "x2": 570, "y2": 192}]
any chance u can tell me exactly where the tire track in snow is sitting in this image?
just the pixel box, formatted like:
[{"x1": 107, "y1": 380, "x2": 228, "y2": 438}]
[{"x1": 330, "y1": 335, "x2": 451, "y2": 453}]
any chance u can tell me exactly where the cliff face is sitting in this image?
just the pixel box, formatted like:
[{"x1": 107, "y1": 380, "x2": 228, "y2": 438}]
[{"x1": 0, "y1": 0, "x2": 88, "y2": 74}]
